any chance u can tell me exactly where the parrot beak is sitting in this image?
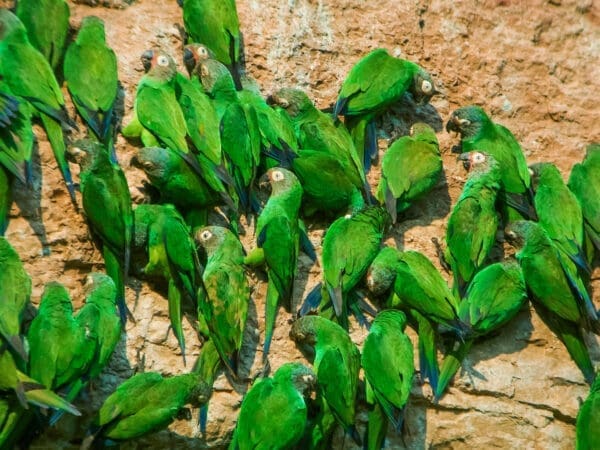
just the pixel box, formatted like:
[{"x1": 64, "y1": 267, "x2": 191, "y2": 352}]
[
  {"x1": 266, "y1": 94, "x2": 277, "y2": 106},
  {"x1": 446, "y1": 114, "x2": 461, "y2": 133},
  {"x1": 140, "y1": 50, "x2": 154, "y2": 73},
  {"x1": 183, "y1": 47, "x2": 196, "y2": 75},
  {"x1": 457, "y1": 152, "x2": 471, "y2": 171},
  {"x1": 258, "y1": 172, "x2": 271, "y2": 191}
]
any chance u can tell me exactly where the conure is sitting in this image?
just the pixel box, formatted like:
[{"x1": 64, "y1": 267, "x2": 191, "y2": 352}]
[
  {"x1": 228, "y1": 362, "x2": 316, "y2": 450},
  {"x1": 334, "y1": 49, "x2": 436, "y2": 172},
  {"x1": 576, "y1": 374, "x2": 600, "y2": 450},
  {"x1": 376, "y1": 122, "x2": 442, "y2": 223},
  {"x1": 446, "y1": 105, "x2": 535, "y2": 221},
  {"x1": 67, "y1": 139, "x2": 133, "y2": 324},
  {"x1": 290, "y1": 315, "x2": 362, "y2": 445}
]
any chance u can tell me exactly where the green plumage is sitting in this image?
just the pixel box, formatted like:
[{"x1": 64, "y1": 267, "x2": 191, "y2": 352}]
[
  {"x1": 27, "y1": 282, "x2": 93, "y2": 390},
  {"x1": 229, "y1": 363, "x2": 315, "y2": 450},
  {"x1": 85, "y1": 371, "x2": 211, "y2": 445},
  {"x1": 568, "y1": 144, "x2": 600, "y2": 259},
  {"x1": 447, "y1": 105, "x2": 535, "y2": 221},
  {"x1": 0, "y1": 166, "x2": 11, "y2": 235},
  {"x1": 376, "y1": 123, "x2": 442, "y2": 223},
  {"x1": 445, "y1": 151, "x2": 501, "y2": 296},
  {"x1": 290, "y1": 316, "x2": 361, "y2": 444},
  {"x1": 67, "y1": 139, "x2": 133, "y2": 324},
  {"x1": 64, "y1": 16, "x2": 118, "y2": 144},
  {"x1": 435, "y1": 261, "x2": 527, "y2": 400},
  {"x1": 0, "y1": 10, "x2": 75, "y2": 203},
  {"x1": 133, "y1": 204, "x2": 203, "y2": 363},
  {"x1": 15, "y1": 0, "x2": 70, "y2": 72},
  {"x1": 320, "y1": 206, "x2": 390, "y2": 322},
  {"x1": 0, "y1": 237, "x2": 31, "y2": 361},
  {"x1": 362, "y1": 310, "x2": 414, "y2": 449},
  {"x1": 576, "y1": 374, "x2": 600, "y2": 449},
  {"x1": 196, "y1": 226, "x2": 249, "y2": 376}
]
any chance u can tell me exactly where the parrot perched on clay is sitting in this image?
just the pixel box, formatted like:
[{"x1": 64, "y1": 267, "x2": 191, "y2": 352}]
[
  {"x1": 505, "y1": 220, "x2": 597, "y2": 383},
  {"x1": 290, "y1": 315, "x2": 362, "y2": 445},
  {"x1": 361, "y1": 310, "x2": 414, "y2": 450},
  {"x1": 67, "y1": 139, "x2": 133, "y2": 324},
  {"x1": 376, "y1": 122, "x2": 442, "y2": 223},
  {"x1": 182, "y1": 0, "x2": 243, "y2": 89},
  {"x1": 64, "y1": 16, "x2": 118, "y2": 150},
  {"x1": 15, "y1": 0, "x2": 70, "y2": 72},
  {"x1": 435, "y1": 261, "x2": 527, "y2": 400},
  {"x1": 244, "y1": 168, "x2": 302, "y2": 364},
  {"x1": 229, "y1": 362, "x2": 316, "y2": 450},
  {"x1": 568, "y1": 144, "x2": 600, "y2": 261},
  {"x1": 269, "y1": 88, "x2": 368, "y2": 196},
  {"x1": 334, "y1": 48, "x2": 437, "y2": 172},
  {"x1": 0, "y1": 237, "x2": 31, "y2": 361},
  {"x1": 133, "y1": 204, "x2": 203, "y2": 363},
  {"x1": 49, "y1": 272, "x2": 122, "y2": 426},
  {"x1": 576, "y1": 374, "x2": 600, "y2": 450},
  {"x1": 302, "y1": 206, "x2": 390, "y2": 327},
  {"x1": 195, "y1": 225, "x2": 249, "y2": 377},
  {"x1": 82, "y1": 371, "x2": 212, "y2": 448},
  {"x1": 195, "y1": 57, "x2": 260, "y2": 214},
  {"x1": 0, "y1": 10, "x2": 76, "y2": 205},
  {"x1": 530, "y1": 162, "x2": 589, "y2": 275},
  {"x1": 445, "y1": 151, "x2": 501, "y2": 296},
  {"x1": 446, "y1": 105, "x2": 535, "y2": 222},
  {"x1": 27, "y1": 282, "x2": 93, "y2": 390}
]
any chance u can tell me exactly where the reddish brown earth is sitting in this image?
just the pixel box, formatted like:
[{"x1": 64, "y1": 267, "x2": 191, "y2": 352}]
[{"x1": 2, "y1": 0, "x2": 600, "y2": 448}]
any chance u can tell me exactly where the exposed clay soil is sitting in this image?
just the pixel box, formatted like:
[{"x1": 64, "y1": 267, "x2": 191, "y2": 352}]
[{"x1": 2, "y1": 0, "x2": 600, "y2": 449}]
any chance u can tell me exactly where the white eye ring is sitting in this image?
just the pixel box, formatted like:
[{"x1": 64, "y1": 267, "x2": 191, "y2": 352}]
[
  {"x1": 199, "y1": 46, "x2": 208, "y2": 56},
  {"x1": 279, "y1": 98, "x2": 290, "y2": 108},
  {"x1": 421, "y1": 80, "x2": 432, "y2": 93},
  {"x1": 458, "y1": 118, "x2": 471, "y2": 126},
  {"x1": 271, "y1": 170, "x2": 284, "y2": 181},
  {"x1": 157, "y1": 55, "x2": 169, "y2": 67},
  {"x1": 344, "y1": 213, "x2": 352, "y2": 219},
  {"x1": 142, "y1": 161, "x2": 154, "y2": 170},
  {"x1": 200, "y1": 230, "x2": 212, "y2": 241},
  {"x1": 473, "y1": 152, "x2": 485, "y2": 163}
]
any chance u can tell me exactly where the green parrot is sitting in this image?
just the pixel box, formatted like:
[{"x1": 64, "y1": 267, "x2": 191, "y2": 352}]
[
  {"x1": 435, "y1": 261, "x2": 527, "y2": 400},
  {"x1": 0, "y1": 10, "x2": 76, "y2": 204},
  {"x1": 446, "y1": 105, "x2": 535, "y2": 221},
  {"x1": 49, "y1": 272, "x2": 122, "y2": 426},
  {"x1": 334, "y1": 48, "x2": 437, "y2": 172},
  {"x1": 246, "y1": 168, "x2": 302, "y2": 362},
  {"x1": 269, "y1": 88, "x2": 368, "y2": 197},
  {"x1": 133, "y1": 146, "x2": 223, "y2": 228},
  {"x1": 196, "y1": 57, "x2": 260, "y2": 213},
  {"x1": 133, "y1": 204, "x2": 203, "y2": 363},
  {"x1": 27, "y1": 282, "x2": 93, "y2": 390},
  {"x1": 0, "y1": 237, "x2": 31, "y2": 360},
  {"x1": 362, "y1": 310, "x2": 414, "y2": 450},
  {"x1": 15, "y1": 0, "x2": 70, "y2": 72},
  {"x1": 445, "y1": 151, "x2": 501, "y2": 296},
  {"x1": 576, "y1": 374, "x2": 600, "y2": 450},
  {"x1": 229, "y1": 362, "x2": 316, "y2": 450},
  {"x1": 0, "y1": 91, "x2": 19, "y2": 128},
  {"x1": 64, "y1": 16, "x2": 118, "y2": 149},
  {"x1": 82, "y1": 370, "x2": 212, "y2": 447},
  {"x1": 195, "y1": 225, "x2": 249, "y2": 377},
  {"x1": 0, "y1": 166, "x2": 11, "y2": 235},
  {"x1": 290, "y1": 315, "x2": 362, "y2": 445},
  {"x1": 568, "y1": 144, "x2": 600, "y2": 259},
  {"x1": 67, "y1": 139, "x2": 133, "y2": 324},
  {"x1": 182, "y1": 0, "x2": 243, "y2": 89},
  {"x1": 305, "y1": 206, "x2": 390, "y2": 326},
  {"x1": 530, "y1": 162, "x2": 589, "y2": 275},
  {"x1": 192, "y1": 340, "x2": 222, "y2": 434},
  {"x1": 505, "y1": 220, "x2": 597, "y2": 382},
  {"x1": 376, "y1": 122, "x2": 442, "y2": 223}
]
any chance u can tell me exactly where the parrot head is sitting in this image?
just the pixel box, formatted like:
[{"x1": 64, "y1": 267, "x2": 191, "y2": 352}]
[
  {"x1": 140, "y1": 50, "x2": 177, "y2": 78},
  {"x1": 84, "y1": 272, "x2": 117, "y2": 306},
  {"x1": 366, "y1": 247, "x2": 399, "y2": 297},
  {"x1": 67, "y1": 139, "x2": 105, "y2": 171},
  {"x1": 457, "y1": 151, "x2": 497, "y2": 174},
  {"x1": 133, "y1": 147, "x2": 171, "y2": 180},
  {"x1": 411, "y1": 69, "x2": 437, "y2": 104},
  {"x1": 504, "y1": 220, "x2": 534, "y2": 250},
  {"x1": 197, "y1": 58, "x2": 234, "y2": 95},
  {"x1": 194, "y1": 225, "x2": 229, "y2": 256},
  {"x1": 446, "y1": 105, "x2": 490, "y2": 137},
  {"x1": 259, "y1": 168, "x2": 299, "y2": 196},
  {"x1": 188, "y1": 380, "x2": 212, "y2": 408},
  {"x1": 276, "y1": 363, "x2": 317, "y2": 397},
  {"x1": 289, "y1": 317, "x2": 318, "y2": 347},
  {"x1": 268, "y1": 88, "x2": 313, "y2": 118},
  {"x1": 183, "y1": 43, "x2": 214, "y2": 76}
]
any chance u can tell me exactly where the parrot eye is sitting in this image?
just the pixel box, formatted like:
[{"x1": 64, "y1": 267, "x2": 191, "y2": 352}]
[
  {"x1": 200, "y1": 230, "x2": 212, "y2": 241},
  {"x1": 199, "y1": 46, "x2": 208, "y2": 57},
  {"x1": 157, "y1": 55, "x2": 169, "y2": 67},
  {"x1": 421, "y1": 80, "x2": 432, "y2": 94},
  {"x1": 278, "y1": 98, "x2": 290, "y2": 108},
  {"x1": 142, "y1": 161, "x2": 154, "y2": 170},
  {"x1": 458, "y1": 118, "x2": 471, "y2": 127},
  {"x1": 271, "y1": 170, "x2": 285, "y2": 182},
  {"x1": 472, "y1": 152, "x2": 486, "y2": 163}
]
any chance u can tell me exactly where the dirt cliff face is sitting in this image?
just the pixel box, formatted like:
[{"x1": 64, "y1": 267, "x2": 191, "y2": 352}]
[{"x1": 2, "y1": 0, "x2": 599, "y2": 448}]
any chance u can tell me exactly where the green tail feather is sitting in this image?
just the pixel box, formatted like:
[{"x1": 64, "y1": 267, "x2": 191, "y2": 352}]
[
  {"x1": 435, "y1": 339, "x2": 473, "y2": 402},
  {"x1": 103, "y1": 245, "x2": 130, "y2": 325},
  {"x1": 365, "y1": 401, "x2": 388, "y2": 450},
  {"x1": 48, "y1": 377, "x2": 85, "y2": 426},
  {"x1": 413, "y1": 311, "x2": 440, "y2": 393},
  {"x1": 168, "y1": 279, "x2": 186, "y2": 366},
  {"x1": 39, "y1": 113, "x2": 76, "y2": 207},
  {"x1": 263, "y1": 276, "x2": 280, "y2": 362}
]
